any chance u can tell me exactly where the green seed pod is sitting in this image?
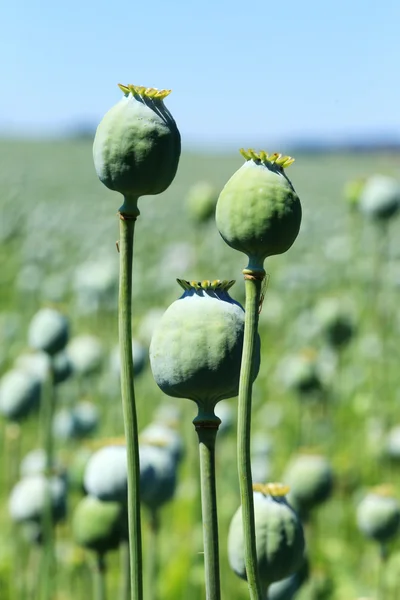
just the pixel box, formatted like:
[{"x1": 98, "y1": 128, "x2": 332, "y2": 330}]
[
  {"x1": 283, "y1": 453, "x2": 334, "y2": 520},
  {"x1": 356, "y1": 485, "x2": 400, "y2": 544},
  {"x1": 314, "y1": 297, "x2": 356, "y2": 350},
  {"x1": 0, "y1": 368, "x2": 41, "y2": 421},
  {"x1": 216, "y1": 149, "x2": 301, "y2": 270},
  {"x1": 28, "y1": 308, "x2": 69, "y2": 356},
  {"x1": 149, "y1": 279, "x2": 260, "y2": 416},
  {"x1": 93, "y1": 84, "x2": 181, "y2": 199},
  {"x1": 228, "y1": 483, "x2": 305, "y2": 590},
  {"x1": 359, "y1": 175, "x2": 400, "y2": 221},
  {"x1": 186, "y1": 181, "x2": 218, "y2": 223},
  {"x1": 72, "y1": 495, "x2": 127, "y2": 554}
]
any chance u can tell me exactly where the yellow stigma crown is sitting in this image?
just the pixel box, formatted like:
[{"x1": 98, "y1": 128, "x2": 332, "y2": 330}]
[
  {"x1": 118, "y1": 84, "x2": 172, "y2": 100},
  {"x1": 240, "y1": 148, "x2": 295, "y2": 168},
  {"x1": 253, "y1": 482, "x2": 290, "y2": 497}
]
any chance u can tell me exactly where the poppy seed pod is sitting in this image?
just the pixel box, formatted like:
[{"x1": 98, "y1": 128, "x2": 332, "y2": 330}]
[
  {"x1": 0, "y1": 368, "x2": 41, "y2": 421},
  {"x1": 228, "y1": 483, "x2": 305, "y2": 589},
  {"x1": 9, "y1": 475, "x2": 67, "y2": 524},
  {"x1": 149, "y1": 279, "x2": 260, "y2": 415},
  {"x1": 356, "y1": 486, "x2": 400, "y2": 544},
  {"x1": 139, "y1": 444, "x2": 177, "y2": 511},
  {"x1": 66, "y1": 335, "x2": 104, "y2": 376},
  {"x1": 72, "y1": 495, "x2": 127, "y2": 554},
  {"x1": 284, "y1": 453, "x2": 334, "y2": 519},
  {"x1": 84, "y1": 444, "x2": 162, "y2": 504},
  {"x1": 359, "y1": 175, "x2": 400, "y2": 221},
  {"x1": 186, "y1": 181, "x2": 218, "y2": 223},
  {"x1": 216, "y1": 150, "x2": 301, "y2": 270},
  {"x1": 93, "y1": 84, "x2": 181, "y2": 199},
  {"x1": 140, "y1": 421, "x2": 183, "y2": 464},
  {"x1": 28, "y1": 308, "x2": 69, "y2": 356}
]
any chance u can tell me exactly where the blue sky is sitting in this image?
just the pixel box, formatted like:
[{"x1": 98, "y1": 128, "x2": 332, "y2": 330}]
[{"x1": 2, "y1": 0, "x2": 400, "y2": 148}]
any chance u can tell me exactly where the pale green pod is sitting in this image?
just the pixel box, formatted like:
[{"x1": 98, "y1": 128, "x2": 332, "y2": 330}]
[
  {"x1": 216, "y1": 150, "x2": 301, "y2": 269},
  {"x1": 359, "y1": 175, "x2": 400, "y2": 221},
  {"x1": 149, "y1": 279, "x2": 260, "y2": 415},
  {"x1": 93, "y1": 84, "x2": 181, "y2": 198},
  {"x1": 28, "y1": 308, "x2": 69, "y2": 356},
  {"x1": 357, "y1": 486, "x2": 400, "y2": 544},
  {"x1": 72, "y1": 495, "x2": 127, "y2": 554},
  {"x1": 227, "y1": 484, "x2": 305, "y2": 589},
  {"x1": 186, "y1": 181, "x2": 218, "y2": 223},
  {"x1": 284, "y1": 453, "x2": 334, "y2": 520}
]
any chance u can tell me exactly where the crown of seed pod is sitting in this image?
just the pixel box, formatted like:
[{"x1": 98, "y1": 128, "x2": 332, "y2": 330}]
[
  {"x1": 149, "y1": 279, "x2": 260, "y2": 416},
  {"x1": 356, "y1": 486, "x2": 400, "y2": 544},
  {"x1": 93, "y1": 84, "x2": 181, "y2": 199},
  {"x1": 228, "y1": 483, "x2": 305, "y2": 590},
  {"x1": 216, "y1": 150, "x2": 301, "y2": 270},
  {"x1": 0, "y1": 368, "x2": 41, "y2": 421},
  {"x1": 72, "y1": 495, "x2": 127, "y2": 555},
  {"x1": 283, "y1": 453, "x2": 334, "y2": 520},
  {"x1": 28, "y1": 308, "x2": 69, "y2": 356}
]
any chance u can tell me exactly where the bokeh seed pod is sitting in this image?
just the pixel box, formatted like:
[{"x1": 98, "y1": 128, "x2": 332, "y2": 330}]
[
  {"x1": 149, "y1": 279, "x2": 260, "y2": 414},
  {"x1": 28, "y1": 308, "x2": 69, "y2": 356},
  {"x1": 139, "y1": 444, "x2": 178, "y2": 511},
  {"x1": 283, "y1": 453, "x2": 334, "y2": 519},
  {"x1": 359, "y1": 175, "x2": 400, "y2": 221},
  {"x1": 356, "y1": 486, "x2": 400, "y2": 544},
  {"x1": 66, "y1": 334, "x2": 104, "y2": 376},
  {"x1": 9, "y1": 474, "x2": 67, "y2": 524},
  {"x1": 139, "y1": 421, "x2": 184, "y2": 464},
  {"x1": 110, "y1": 339, "x2": 147, "y2": 378},
  {"x1": 314, "y1": 297, "x2": 356, "y2": 350},
  {"x1": 216, "y1": 149, "x2": 301, "y2": 269},
  {"x1": 0, "y1": 368, "x2": 41, "y2": 421},
  {"x1": 72, "y1": 495, "x2": 127, "y2": 554},
  {"x1": 227, "y1": 483, "x2": 305, "y2": 589},
  {"x1": 83, "y1": 444, "x2": 168, "y2": 505},
  {"x1": 93, "y1": 84, "x2": 181, "y2": 198},
  {"x1": 186, "y1": 181, "x2": 218, "y2": 224}
]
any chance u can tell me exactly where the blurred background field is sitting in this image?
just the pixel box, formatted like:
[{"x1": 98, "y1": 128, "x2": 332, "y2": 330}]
[{"x1": 1, "y1": 137, "x2": 400, "y2": 599}]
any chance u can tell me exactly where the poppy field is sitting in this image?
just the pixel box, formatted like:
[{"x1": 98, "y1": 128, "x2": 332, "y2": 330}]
[{"x1": 1, "y1": 135, "x2": 400, "y2": 600}]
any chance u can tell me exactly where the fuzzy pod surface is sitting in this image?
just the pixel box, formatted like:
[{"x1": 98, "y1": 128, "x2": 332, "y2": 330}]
[
  {"x1": 28, "y1": 308, "x2": 69, "y2": 356},
  {"x1": 93, "y1": 84, "x2": 181, "y2": 198},
  {"x1": 149, "y1": 279, "x2": 260, "y2": 412},
  {"x1": 228, "y1": 484, "x2": 305, "y2": 589},
  {"x1": 216, "y1": 150, "x2": 301, "y2": 267},
  {"x1": 357, "y1": 487, "x2": 400, "y2": 543},
  {"x1": 0, "y1": 368, "x2": 41, "y2": 420},
  {"x1": 72, "y1": 495, "x2": 127, "y2": 554}
]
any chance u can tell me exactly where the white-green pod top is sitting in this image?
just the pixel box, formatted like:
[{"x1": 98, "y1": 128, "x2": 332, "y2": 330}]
[
  {"x1": 228, "y1": 483, "x2": 305, "y2": 590},
  {"x1": 149, "y1": 279, "x2": 260, "y2": 416},
  {"x1": 359, "y1": 175, "x2": 400, "y2": 221},
  {"x1": 356, "y1": 486, "x2": 400, "y2": 543}
]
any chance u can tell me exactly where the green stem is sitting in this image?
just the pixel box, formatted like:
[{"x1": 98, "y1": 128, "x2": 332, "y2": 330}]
[
  {"x1": 237, "y1": 270, "x2": 264, "y2": 600},
  {"x1": 40, "y1": 359, "x2": 56, "y2": 600},
  {"x1": 146, "y1": 510, "x2": 160, "y2": 600},
  {"x1": 93, "y1": 553, "x2": 107, "y2": 600},
  {"x1": 118, "y1": 195, "x2": 142, "y2": 600},
  {"x1": 119, "y1": 540, "x2": 131, "y2": 600},
  {"x1": 194, "y1": 413, "x2": 221, "y2": 600}
]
